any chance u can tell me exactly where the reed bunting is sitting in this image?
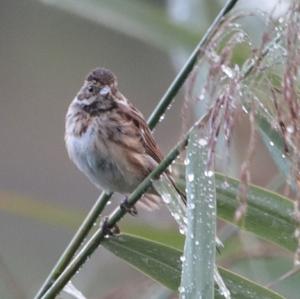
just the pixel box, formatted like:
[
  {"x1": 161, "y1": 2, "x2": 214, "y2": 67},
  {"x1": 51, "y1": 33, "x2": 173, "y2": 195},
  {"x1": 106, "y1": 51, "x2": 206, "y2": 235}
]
[{"x1": 65, "y1": 67, "x2": 184, "y2": 211}]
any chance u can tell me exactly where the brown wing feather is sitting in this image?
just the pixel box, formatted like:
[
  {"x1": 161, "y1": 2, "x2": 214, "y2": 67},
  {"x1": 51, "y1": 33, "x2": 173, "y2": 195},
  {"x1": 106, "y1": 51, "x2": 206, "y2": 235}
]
[
  {"x1": 117, "y1": 98, "x2": 186, "y2": 204},
  {"x1": 117, "y1": 101, "x2": 163, "y2": 163}
]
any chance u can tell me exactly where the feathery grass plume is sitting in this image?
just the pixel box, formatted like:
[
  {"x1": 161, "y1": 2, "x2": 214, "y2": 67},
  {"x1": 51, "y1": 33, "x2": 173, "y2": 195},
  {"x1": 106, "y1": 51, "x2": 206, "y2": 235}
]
[
  {"x1": 271, "y1": 2, "x2": 300, "y2": 265},
  {"x1": 185, "y1": 1, "x2": 300, "y2": 255},
  {"x1": 185, "y1": 11, "x2": 257, "y2": 223}
]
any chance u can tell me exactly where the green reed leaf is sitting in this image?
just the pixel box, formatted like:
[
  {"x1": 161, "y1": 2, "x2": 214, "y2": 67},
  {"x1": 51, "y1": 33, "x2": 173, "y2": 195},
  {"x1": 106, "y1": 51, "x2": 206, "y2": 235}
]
[{"x1": 103, "y1": 234, "x2": 284, "y2": 299}]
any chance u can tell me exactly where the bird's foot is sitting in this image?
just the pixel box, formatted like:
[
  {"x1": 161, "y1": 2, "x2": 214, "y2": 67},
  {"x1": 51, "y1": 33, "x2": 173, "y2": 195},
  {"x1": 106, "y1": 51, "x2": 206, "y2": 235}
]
[
  {"x1": 120, "y1": 196, "x2": 138, "y2": 216},
  {"x1": 101, "y1": 217, "x2": 120, "y2": 236}
]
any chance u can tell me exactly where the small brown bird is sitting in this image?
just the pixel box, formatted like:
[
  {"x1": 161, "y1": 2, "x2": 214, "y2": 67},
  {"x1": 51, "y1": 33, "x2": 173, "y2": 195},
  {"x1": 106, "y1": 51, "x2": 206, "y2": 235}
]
[{"x1": 65, "y1": 67, "x2": 184, "y2": 211}]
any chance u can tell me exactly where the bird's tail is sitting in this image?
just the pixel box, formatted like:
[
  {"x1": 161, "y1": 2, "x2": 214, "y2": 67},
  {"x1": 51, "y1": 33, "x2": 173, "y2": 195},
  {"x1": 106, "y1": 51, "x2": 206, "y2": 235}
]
[{"x1": 137, "y1": 171, "x2": 185, "y2": 212}]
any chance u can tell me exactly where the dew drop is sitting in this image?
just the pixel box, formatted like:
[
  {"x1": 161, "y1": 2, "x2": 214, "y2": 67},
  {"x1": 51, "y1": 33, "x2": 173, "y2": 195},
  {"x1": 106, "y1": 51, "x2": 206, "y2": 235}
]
[
  {"x1": 173, "y1": 213, "x2": 180, "y2": 221},
  {"x1": 179, "y1": 227, "x2": 186, "y2": 235},
  {"x1": 287, "y1": 125, "x2": 294, "y2": 134},
  {"x1": 204, "y1": 170, "x2": 214, "y2": 177},
  {"x1": 198, "y1": 138, "x2": 208, "y2": 146},
  {"x1": 162, "y1": 194, "x2": 171, "y2": 204},
  {"x1": 221, "y1": 65, "x2": 234, "y2": 78},
  {"x1": 159, "y1": 115, "x2": 165, "y2": 122},
  {"x1": 187, "y1": 173, "x2": 194, "y2": 182},
  {"x1": 278, "y1": 17, "x2": 284, "y2": 23},
  {"x1": 242, "y1": 105, "x2": 249, "y2": 114},
  {"x1": 189, "y1": 202, "x2": 195, "y2": 210},
  {"x1": 198, "y1": 93, "x2": 205, "y2": 101}
]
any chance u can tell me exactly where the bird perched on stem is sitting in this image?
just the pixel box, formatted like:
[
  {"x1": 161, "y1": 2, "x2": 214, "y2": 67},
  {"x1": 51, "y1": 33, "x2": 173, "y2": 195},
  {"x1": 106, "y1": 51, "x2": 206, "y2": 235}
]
[{"x1": 65, "y1": 67, "x2": 185, "y2": 212}]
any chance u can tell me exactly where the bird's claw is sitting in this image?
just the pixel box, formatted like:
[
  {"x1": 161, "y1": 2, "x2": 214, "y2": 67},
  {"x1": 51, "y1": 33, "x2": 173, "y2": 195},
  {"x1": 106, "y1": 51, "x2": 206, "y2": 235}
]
[
  {"x1": 101, "y1": 217, "x2": 120, "y2": 236},
  {"x1": 120, "y1": 196, "x2": 138, "y2": 216}
]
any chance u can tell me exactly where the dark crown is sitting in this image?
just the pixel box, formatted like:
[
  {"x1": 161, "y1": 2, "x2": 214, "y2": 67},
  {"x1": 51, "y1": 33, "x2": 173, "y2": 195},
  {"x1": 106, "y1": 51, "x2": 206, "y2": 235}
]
[{"x1": 86, "y1": 67, "x2": 117, "y2": 86}]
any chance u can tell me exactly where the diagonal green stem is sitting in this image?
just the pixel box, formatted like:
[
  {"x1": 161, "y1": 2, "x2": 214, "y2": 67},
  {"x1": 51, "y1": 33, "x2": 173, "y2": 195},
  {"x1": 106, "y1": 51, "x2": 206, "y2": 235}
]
[
  {"x1": 40, "y1": 111, "x2": 212, "y2": 299},
  {"x1": 147, "y1": 0, "x2": 239, "y2": 129},
  {"x1": 34, "y1": 192, "x2": 112, "y2": 299},
  {"x1": 34, "y1": 0, "x2": 239, "y2": 298}
]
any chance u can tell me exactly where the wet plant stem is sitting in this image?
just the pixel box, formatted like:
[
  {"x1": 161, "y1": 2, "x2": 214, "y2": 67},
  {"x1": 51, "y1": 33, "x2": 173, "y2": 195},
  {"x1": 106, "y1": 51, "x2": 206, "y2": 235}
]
[
  {"x1": 34, "y1": 192, "x2": 112, "y2": 299},
  {"x1": 40, "y1": 111, "x2": 212, "y2": 299},
  {"x1": 147, "y1": 0, "x2": 239, "y2": 129},
  {"x1": 35, "y1": 0, "x2": 239, "y2": 298}
]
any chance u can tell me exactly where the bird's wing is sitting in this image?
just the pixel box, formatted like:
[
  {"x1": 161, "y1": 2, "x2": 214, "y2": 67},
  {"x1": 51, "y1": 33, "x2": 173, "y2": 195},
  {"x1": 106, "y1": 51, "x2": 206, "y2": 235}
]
[
  {"x1": 116, "y1": 99, "x2": 186, "y2": 204},
  {"x1": 117, "y1": 101, "x2": 163, "y2": 164}
]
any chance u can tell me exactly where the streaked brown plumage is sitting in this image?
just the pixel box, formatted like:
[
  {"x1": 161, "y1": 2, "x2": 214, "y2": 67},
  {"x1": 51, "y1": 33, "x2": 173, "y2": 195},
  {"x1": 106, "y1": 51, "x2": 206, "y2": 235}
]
[{"x1": 65, "y1": 67, "x2": 184, "y2": 210}]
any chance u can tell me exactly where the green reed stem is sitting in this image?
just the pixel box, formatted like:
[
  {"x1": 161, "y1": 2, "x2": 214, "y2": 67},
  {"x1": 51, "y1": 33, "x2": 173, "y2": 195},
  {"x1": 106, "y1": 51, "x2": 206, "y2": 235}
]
[
  {"x1": 35, "y1": 0, "x2": 238, "y2": 297},
  {"x1": 147, "y1": 0, "x2": 239, "y2": 129},
  {"x1": 34, "y1": 192, "x2": 112, "y2": 299}
]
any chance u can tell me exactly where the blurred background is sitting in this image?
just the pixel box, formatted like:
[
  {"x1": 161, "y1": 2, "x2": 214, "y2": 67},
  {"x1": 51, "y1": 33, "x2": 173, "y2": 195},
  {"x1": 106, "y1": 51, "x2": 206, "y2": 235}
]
[{"x1": 0, "y1": 0, "x2": 298, "y2": 298}]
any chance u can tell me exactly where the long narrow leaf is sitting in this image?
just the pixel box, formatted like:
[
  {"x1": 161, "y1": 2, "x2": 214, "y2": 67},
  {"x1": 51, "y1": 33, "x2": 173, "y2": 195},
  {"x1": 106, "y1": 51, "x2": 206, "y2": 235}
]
[
  {"x1": 176, "y1": 172, "x2": 296, "y2": 251},
  {"x1": 153, "y1": 174, "x2": 187, "y2": 234},
  {"x1": 180, "y1": 130, "x2": 216, "y2": 298},
  {"x1": 215, "y1": 174, "x2": 296, "y2": 251},
  {"x1": 102, "y1": 234, "x2": 284, "y2": 299},
  {"x1": 257, "y1": 114, "x2": 293, "y2": 184}
]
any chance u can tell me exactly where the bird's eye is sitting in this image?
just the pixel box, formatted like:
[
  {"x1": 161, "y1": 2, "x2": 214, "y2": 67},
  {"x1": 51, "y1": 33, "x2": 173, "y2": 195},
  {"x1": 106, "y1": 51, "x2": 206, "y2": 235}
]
[{"x1": 88, "y1": 86, "x2": 94, "y2": 93}]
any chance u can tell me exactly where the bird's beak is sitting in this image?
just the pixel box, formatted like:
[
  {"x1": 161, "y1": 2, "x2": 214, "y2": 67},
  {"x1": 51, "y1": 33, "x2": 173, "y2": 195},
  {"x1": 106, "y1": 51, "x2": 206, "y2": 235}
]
[{"x1": 99, "y1": 85, "x2": 111, "y2": 96}]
